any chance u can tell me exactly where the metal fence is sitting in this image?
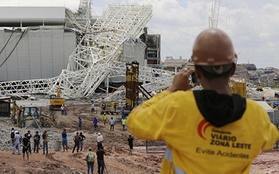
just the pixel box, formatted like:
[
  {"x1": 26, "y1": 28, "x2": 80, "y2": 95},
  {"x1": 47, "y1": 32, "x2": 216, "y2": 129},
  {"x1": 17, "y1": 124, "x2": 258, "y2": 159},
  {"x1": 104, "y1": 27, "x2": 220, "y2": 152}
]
[
  {"x1": 269, "y1": 111, "x2": 279, "y2": 150},
  {"x1": 146, "y1": 140, "x2": 166, "y2": 153}
]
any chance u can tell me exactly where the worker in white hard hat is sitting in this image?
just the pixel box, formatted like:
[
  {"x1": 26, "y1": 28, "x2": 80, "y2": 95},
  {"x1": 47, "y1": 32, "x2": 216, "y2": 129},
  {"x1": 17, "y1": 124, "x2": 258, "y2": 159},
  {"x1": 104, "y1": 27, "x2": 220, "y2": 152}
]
[
  {"x1": 127, "y1": 28, "x2": 279, "y2": 174},
  {"x1": 97, "y1": 132, "x2": 103, "y2": 150},
  {"x1": 12, "y1": 131, "x2": 22, "y2": 155}
]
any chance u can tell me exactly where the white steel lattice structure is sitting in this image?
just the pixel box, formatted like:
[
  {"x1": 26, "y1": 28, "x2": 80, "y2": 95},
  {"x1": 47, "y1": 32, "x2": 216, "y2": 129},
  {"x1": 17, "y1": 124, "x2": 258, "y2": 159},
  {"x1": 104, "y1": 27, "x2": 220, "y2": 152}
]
[{"x1": 0, "y1": 4, "x2": 174, "y2": 99}]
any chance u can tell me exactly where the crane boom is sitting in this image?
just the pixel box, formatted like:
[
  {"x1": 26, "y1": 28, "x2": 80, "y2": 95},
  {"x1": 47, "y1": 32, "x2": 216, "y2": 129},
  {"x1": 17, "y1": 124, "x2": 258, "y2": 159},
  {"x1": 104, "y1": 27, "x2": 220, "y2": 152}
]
[{"x1": 208, "y1": 0, "x2": 221, "y2": 28}]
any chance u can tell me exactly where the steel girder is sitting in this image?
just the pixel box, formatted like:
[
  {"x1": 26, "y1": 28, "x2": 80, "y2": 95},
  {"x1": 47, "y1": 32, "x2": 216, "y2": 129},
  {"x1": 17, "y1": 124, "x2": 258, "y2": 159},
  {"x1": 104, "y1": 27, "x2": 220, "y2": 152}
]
[{"x1": 0, "y1": 5, "x2": 162, "y2": 99}]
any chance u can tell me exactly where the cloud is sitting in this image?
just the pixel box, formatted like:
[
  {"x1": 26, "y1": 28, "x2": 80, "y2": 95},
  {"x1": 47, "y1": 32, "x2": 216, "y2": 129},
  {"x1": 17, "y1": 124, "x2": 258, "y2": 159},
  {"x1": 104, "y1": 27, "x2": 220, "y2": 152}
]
[
  {"x1": 1, "y1": 0, "x2": 278, "y2": 68},
  {"x1": 216, "y1": 1, "x2": 279, "y2": 67}
]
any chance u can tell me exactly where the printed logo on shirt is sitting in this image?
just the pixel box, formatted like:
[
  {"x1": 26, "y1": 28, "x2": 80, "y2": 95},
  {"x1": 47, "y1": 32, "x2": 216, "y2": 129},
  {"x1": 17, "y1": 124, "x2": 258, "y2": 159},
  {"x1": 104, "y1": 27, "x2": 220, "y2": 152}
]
[
  {"x1": 197, "y1": 119, "x2": 212, "y2": 140},
  {"x1": 196, "y1": 119, "x2": 251, "y2": 159}
]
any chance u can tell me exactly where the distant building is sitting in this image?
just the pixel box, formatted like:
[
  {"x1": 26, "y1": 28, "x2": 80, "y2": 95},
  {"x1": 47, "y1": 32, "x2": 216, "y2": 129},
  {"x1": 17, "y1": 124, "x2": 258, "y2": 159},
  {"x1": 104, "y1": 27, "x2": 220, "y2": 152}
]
[
  {"x1": 145, "y1": 34, "x2": 161, "y2": 66},
  {"x1": 264, "y1": 67, "x2": 274, "y2": 74},
  {"x1": 161, "y1": 56, "x2": 188, "y2": 72},
  {"x1": 246, "y1": 63, "x2": 257, "y2": 71}
]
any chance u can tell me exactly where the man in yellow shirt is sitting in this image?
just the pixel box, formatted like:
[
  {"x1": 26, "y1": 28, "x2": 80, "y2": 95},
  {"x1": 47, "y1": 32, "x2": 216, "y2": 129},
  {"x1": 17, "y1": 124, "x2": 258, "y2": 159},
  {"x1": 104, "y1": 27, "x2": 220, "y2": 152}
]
[
  {"x1": 127, "y1": 28, "x2": 279, "y2": 174},
  {"x1": 103, "y1": 113, "x2": 107, "y2": 125},
  {"x1": 122, "y1": 117, "x2": 127, "y2": 131}
]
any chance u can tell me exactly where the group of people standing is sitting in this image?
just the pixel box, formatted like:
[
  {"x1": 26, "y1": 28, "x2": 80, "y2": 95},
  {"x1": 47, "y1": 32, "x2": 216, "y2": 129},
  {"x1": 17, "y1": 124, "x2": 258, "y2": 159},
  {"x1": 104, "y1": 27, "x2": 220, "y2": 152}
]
[
  {"x1": 10, "y1": 128, "x2": 48, "y2": 160},
  {"x1": 61, "y1": 129, "x2": 87, "y2": 153},
  {"x1": 72, "y1": 131, "x2": 86, "y2": 153},
  {"x1": 10, "y1": 125, "x2": 134, "y2": 174},
  {"x1": 93, "y1": 114, "x2": 116, "y2": 131}
]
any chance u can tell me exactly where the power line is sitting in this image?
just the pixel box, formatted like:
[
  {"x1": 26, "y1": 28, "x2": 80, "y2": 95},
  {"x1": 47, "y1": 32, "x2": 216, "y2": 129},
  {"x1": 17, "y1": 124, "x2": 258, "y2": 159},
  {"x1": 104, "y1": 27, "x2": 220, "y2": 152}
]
[
  {"x1": 0, "y1": 28, "x2": 15, "y2": 56},
  {"x1": 0, "y1": 29, "x2": 28, "y2": 68}
]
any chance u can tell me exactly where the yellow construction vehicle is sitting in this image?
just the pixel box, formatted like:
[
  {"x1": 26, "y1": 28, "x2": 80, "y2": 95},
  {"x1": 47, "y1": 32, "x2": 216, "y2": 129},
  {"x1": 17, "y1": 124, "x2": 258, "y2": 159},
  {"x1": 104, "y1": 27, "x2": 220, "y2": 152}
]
[
  {"x1": 49, "y1": 87, "x2": 65, "y2": 111},
  {"x1": 14, "y1": 101, "x2": 56, "y2": 128},
  {"x1": 22, "y1": 106, "x2": 55, "y2": 128}
]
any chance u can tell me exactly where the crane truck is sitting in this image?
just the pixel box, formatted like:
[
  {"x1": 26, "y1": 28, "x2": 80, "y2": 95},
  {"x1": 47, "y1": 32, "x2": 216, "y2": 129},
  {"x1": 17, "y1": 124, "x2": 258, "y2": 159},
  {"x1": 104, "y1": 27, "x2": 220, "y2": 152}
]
[{"x1": 49, "y1": 87, "x2": 65, "y2": 111}]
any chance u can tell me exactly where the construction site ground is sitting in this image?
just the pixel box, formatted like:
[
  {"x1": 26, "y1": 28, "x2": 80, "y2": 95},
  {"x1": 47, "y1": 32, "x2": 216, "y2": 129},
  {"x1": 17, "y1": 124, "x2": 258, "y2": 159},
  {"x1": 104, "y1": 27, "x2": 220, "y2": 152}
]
[{"x1": 0, "y1": 102, "x2": 279, "y2": 174}]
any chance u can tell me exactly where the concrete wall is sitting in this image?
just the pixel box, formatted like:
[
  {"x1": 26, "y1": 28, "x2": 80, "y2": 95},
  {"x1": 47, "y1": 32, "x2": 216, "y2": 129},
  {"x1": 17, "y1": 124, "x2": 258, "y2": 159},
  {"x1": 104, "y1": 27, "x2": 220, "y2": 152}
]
[
  {"x1": 0, "y1": 7, "x2": 65, "y2": 27},
  {"x1": 0, "y1": 27, "x2": 76, "y2": 81}
]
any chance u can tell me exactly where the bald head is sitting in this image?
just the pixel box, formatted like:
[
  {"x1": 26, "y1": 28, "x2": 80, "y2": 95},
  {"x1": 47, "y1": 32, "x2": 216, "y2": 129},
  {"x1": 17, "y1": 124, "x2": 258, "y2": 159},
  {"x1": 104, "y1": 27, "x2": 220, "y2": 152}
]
[{"x1": 192, "y1": 28, "x2": 237, "y2": 66}]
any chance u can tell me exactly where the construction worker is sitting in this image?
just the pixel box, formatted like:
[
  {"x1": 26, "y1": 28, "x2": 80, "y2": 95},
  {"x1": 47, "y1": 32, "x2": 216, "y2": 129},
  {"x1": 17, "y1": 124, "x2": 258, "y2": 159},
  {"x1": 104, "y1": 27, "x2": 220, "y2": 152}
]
[
  {"x1": 86, "y1": 148, "x2": 95, "y2": 174},
  {"x1": 61, "y1": 105, "x2": 64, "y2": 115},
  {"x1": 96, "y1": 146, "x2": 105, "y2": 174},
  {"x1": 93, "y1": 117, "x2": 98, "y2": 130},
  {"x1": 72, "y1": 132, "x2": 81, "y2": 153},
  {"x1": 42, "y1": 130, "x2": 48, "y2": 155},
  {"x1": 79, "y1": 132, "x2": 86, "y2": 151},
  {"x1": 63, "y1": 104, "x2": 67, "y2": 116},
  {"x1": 10, "y1": 128, "x2": 15, "y2": 146},
  {"x1": 127, "y1": 28, "x2": 279, "y2": 174},
  {"x1": 78, "y1": 117, "x2": 82, "y2": 130},
  {"x1": 102, "y1": 113, "x2": 107, "y2": 125},
  {"x1": 97, "y1": 132, "x2": 104, "y2": 150},
  {"x1": 127, "y1": 135, "x2": 134, "y2": 155},
  {"x1": 22, "y1": 133, "x2": 30, "y2": 160},
  {"x1": 19, "y1": 105, "x2": 23, "y2": 117},
  {"x1": 121, "y1": 117, "x2": 126, "y2": 131},
  {"x1": 12, "y1": 131, "x2": 21, "y2": 155},
  {"x1": 26, "y1": 130, "x2": 32, "y2": 154},
  {"x1": 61, "y1": 129, "x2": 68, "y2": 152},
  {"x1": 109, "y1": 117, "x2": 115, "y2": 131},
  {"x1": 19, "y1": 114, "x2": 25, "y2": 128},
  {"x1": 33, "y1": 131, "x2": 40, "y2": 153}
]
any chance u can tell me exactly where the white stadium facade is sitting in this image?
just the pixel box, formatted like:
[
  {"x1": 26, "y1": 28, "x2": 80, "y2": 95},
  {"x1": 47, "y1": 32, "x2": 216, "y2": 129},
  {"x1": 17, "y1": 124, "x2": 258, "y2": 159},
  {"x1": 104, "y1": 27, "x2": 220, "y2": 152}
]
[{"x1": 0, "y1": 7, "x2": 75, "y2": 81}]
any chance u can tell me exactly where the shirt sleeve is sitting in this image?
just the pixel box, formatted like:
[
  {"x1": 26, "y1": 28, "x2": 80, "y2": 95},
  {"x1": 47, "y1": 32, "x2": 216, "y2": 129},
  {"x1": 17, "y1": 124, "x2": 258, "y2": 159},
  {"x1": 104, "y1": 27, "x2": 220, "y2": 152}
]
[{"x1": 127, "y1": 90, "x2": 176, "y2": 140}]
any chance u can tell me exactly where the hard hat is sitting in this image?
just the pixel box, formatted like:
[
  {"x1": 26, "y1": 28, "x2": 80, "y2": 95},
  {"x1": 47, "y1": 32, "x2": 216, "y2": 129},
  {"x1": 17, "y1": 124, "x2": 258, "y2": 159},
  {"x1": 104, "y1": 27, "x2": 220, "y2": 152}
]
[
  {"x1": 15, "y1": 131, "x2": 19, "y2": 134},
  {"x1": 191, "y1": 28, "x2": 237, "y2": 66},
  {"x1": 98, "y1": 132, "x2": 101, "y2": 135}
]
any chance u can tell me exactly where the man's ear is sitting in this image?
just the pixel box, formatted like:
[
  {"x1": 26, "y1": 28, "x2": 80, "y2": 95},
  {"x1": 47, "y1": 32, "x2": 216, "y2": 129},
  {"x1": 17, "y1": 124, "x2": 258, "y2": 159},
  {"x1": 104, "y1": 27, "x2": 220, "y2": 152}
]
[{"x1": 230, "y1": 63, "x2": 236, "y2": 76}]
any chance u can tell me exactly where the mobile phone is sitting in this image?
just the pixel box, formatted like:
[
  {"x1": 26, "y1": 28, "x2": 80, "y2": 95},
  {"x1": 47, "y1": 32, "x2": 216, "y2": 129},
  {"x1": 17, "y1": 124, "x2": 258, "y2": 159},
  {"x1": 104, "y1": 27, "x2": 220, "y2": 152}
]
[{"x1": 191, "y1": 72, "x2": 199, "y2": 83}]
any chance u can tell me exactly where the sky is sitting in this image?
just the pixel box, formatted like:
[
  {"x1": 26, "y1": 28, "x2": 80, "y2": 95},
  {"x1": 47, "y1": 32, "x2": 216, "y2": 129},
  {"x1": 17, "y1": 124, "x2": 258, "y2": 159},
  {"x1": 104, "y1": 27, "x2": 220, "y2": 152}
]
[{"x1": 0, "y1": 0, "x2": 278, "y2": 68}]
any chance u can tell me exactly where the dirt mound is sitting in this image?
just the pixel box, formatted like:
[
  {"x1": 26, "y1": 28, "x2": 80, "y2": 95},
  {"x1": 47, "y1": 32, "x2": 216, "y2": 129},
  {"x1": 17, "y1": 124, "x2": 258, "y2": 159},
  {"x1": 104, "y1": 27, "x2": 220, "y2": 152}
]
[{"x1": 0, "y1": 102, "x2": 278, "y2": 174}]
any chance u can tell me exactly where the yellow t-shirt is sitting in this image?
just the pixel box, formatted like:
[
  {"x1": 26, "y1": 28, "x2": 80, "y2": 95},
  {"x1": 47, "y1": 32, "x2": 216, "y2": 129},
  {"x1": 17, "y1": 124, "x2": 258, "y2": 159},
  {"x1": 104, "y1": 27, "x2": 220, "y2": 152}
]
[{"x1": 127, "y1": 90, "x2": 279, "y2": 174}]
